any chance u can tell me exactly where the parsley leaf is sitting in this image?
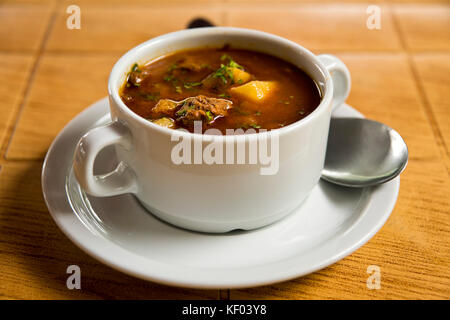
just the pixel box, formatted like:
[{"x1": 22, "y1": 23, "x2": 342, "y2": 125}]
[
  {"x1": 211, "y1": 55, "x2": 245, "y2": 84},
  {"x1": 205, "y1": 111, "x2": 213, "y2": 122},
  {"x1": 140, "y1": 92, "x2": 160, "y2": 101},
  {"x1": 183, "y1": 81, "x2": 203, "y2": 90},
  {"x1": 167, "y1": 63, "x2": 178, "y2": 72},
  {"x1": 131, "y1": 63, "x2": 141, "y2": 73},
  {"x1": 164, "y1": 75, "x2": 175, "y2": 82}
]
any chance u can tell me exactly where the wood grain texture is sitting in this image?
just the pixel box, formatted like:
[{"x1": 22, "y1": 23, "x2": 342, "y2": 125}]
[
  {"x1": 0, "y1": 53, "x2": 34, "y2": 155},
  {"x1": 227, "y1": 0, "x2": 450, "y2": 3},
  {"x1": 225, "y1": 3, "x2": 401, "y2": 52},
  {"x1": 46, "y1": 3, "x2": 224, "y2": 53},
  {"x1": 6, "y1": 53, "x2": 119, "y2": 160},
  {"x1": 0, "y1": 162, "x2": 218, "y2": 299},
  {"x1": 412, "y1": 53, "x2": 450, "y2": 172},
  {"x1": 231, "y1": 53, "x2": 450, "y2": 300},
  {"x1": 0, "y1": 0, "x2": 449, "y2": 300},
  {"x1": 0, "y1": 2, "x2": 54, "y2": 52},
  {"x1": 393, "y1": 4, "x2": 450, "y2": 51}
]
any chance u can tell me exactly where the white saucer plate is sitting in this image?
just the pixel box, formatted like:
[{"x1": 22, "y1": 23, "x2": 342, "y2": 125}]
[{"x1": 42, "y1": 98, "x2": 399, "y2": 289}]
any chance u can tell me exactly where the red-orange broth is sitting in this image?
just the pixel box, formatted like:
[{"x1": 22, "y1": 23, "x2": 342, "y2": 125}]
[{"x1": 120, "y1": 48, "x2": 321, "y2": 133}]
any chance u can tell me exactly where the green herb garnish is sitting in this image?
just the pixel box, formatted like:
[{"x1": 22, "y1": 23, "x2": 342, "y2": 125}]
[
  {"x1": 220, "y1": 54, "x2": 232, "y2": 61},
  {"x1": 220, "y1": 54, "x2": 244, "y2": 70},
  {"x1": 228, "y1": 59, "x2": 244, "y2": 70},
  {"x1": 168, "y1": 63, "x2": 178, "y2": 72},
  {"x1": 131, "y1": 63, "x2": 141, "y2": 73},
  {"x1": 212, "y1": 64, "x2": 232, "y2": 84},
  {"x1": 218, "y1": 93, "x2": 231, "y2": 98},
  {"x1": 176, "y1": 109, "x2": 187, "y2": 117},
  {"x1": 210, "y1": 56, "x2": 245, "y2": 85},
  {"x1": 205, "y1": 111, "x2": 213, "y2": 122},
  {"x1": 183, "y1": 81, "x2": 203, "y2": 90},
  {"x1": 140, "y1": 92, "x2": 160, "y2": 101},
  {"x1": 164, "y1": 74, "x2": 175, "y2": 82}
]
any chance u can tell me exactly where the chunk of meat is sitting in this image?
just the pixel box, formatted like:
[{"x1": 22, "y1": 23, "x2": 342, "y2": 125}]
[
  {"x1": 151, "y1": 99, "x2": 178, "y2": 117},
  {"x1": 175, "y1": 95, "x2": 233, "y2": 127}
]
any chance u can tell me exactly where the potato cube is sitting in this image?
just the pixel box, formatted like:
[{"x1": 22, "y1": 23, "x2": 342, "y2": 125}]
[
  {"x1": 230, "y1": 67, "x2": 252, "y2": 84},
  {"x1": 152, "y1": 117, "x2": 175, "y2": 128},
  {"x1": 202, "y1": 67, "x2": 252, "y2": 88},
  {"x1": 230, "y1": 81, "x2": 278, "y2": 103}
]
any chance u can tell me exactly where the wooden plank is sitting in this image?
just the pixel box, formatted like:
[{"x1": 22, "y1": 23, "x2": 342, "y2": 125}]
[
  {"x1": 0, "y1": 161, "x2": 218, "y2": 299},
  {"x1": 6, "y1": 53, "x2": 119, "y2": 160},
  {"x1": 0, "y1": 2, "x2": 54, "y2": 52},
  {"x1": 225, "y1": 4, "x2": 402, "y2": 52},
  {"x1": 1, "y1": 0, "x2": 449, "y2": 300},
  {"x1": 393, "y1": 4, "x2": 450, "y2": 51},
  {"x1": 231, "y1": 53, "x2": 450, "y2": 299},
  {"x1": 413, "y1": 53, "x2": 450, "y2": 171},
  {"x1": 46, "y1": 3, "x2": 225, "y2": 53},
  {"x1": 0, "y1": 53, "x2": 34, "y2": 156}
]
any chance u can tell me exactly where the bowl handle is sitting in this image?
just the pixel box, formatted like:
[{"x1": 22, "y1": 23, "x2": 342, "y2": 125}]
[
  {"x1": 318, "y1": 54, "x2": 351, "y2": 111},
  {"x1": 73, "y1": 121, "x2": 138, "y2": 197}
]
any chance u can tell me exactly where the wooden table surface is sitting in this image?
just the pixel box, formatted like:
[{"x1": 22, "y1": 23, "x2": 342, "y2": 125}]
[{"x1": 0, "y1": 0, "x2": 449, "y2": 300}]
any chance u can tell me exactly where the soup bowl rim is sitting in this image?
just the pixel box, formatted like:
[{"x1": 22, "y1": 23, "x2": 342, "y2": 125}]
[{"x1": 108, "y1": 26, "x2": 333, "y2": 141}]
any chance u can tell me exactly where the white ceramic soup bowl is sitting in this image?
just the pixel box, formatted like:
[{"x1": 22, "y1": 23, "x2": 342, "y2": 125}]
[{"x1": 73, "y1": 27, "x2": 351, "y2": 233}]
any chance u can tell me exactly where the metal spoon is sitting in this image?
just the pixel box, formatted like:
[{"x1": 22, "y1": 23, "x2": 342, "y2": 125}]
[
  {"x1": 322, "y1": 118, "x2": 408, "y2": 187},
  {"x1": 186, "y1": 19, "x2": 408, "y2": 188}
]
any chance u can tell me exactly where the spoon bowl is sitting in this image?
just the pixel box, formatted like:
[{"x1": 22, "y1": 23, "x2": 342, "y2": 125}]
[{"x1": 322, "y1": 118, "x2": 408, "y2": 187}]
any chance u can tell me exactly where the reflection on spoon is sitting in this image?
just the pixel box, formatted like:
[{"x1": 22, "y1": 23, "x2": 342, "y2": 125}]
[{"x1": 322, "y1": 118, "x2": 408, "y2": 187}]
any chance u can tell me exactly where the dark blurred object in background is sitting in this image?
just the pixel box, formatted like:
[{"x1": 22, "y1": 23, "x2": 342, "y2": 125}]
[{"x1": 187, "y1": 17, "x2": 214, "y2": 29}]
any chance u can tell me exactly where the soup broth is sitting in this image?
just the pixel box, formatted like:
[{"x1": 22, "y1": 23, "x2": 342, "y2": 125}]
[{"x1": 120, "y1": 48, "x2": 321, "y2": 133}]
